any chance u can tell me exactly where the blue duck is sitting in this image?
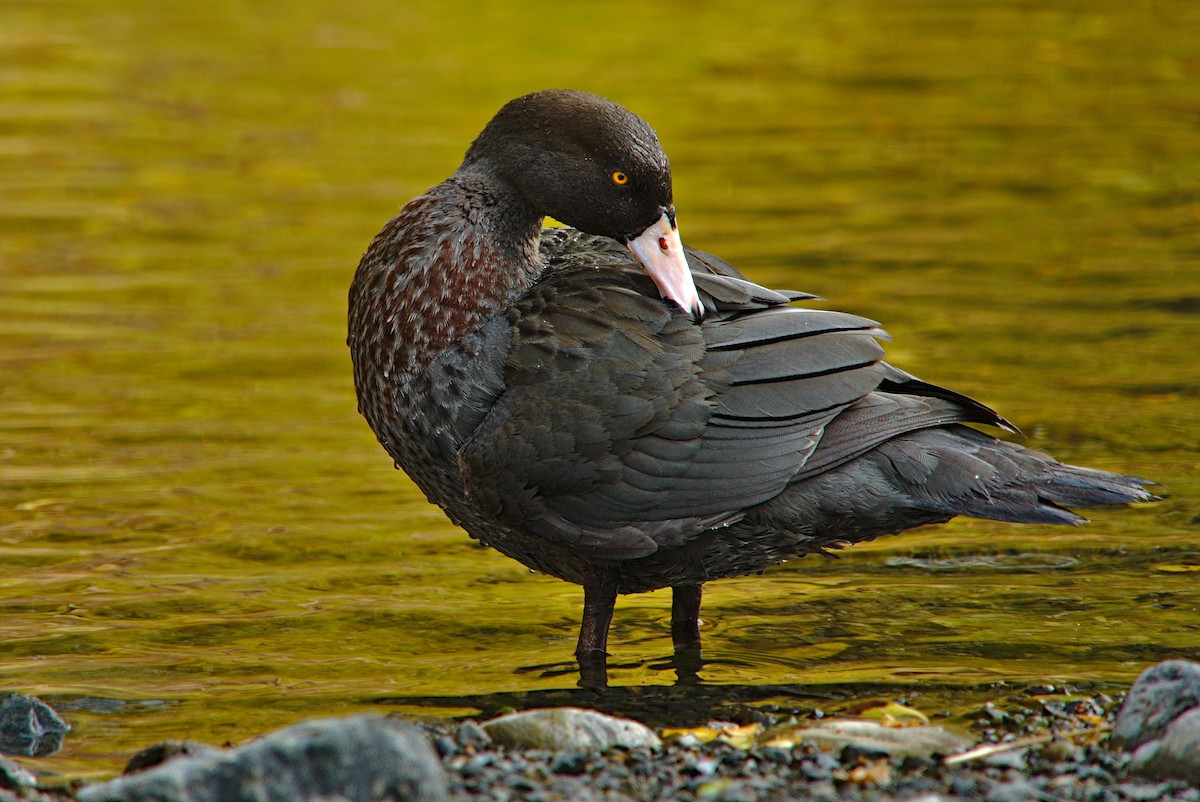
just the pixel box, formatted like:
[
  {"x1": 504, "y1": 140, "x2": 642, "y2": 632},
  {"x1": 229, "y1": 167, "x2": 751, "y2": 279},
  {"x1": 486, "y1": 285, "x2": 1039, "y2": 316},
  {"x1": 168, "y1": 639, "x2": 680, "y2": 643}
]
[{"x1": 347, "y1": 90, "x2": 1153, "y2": 679}]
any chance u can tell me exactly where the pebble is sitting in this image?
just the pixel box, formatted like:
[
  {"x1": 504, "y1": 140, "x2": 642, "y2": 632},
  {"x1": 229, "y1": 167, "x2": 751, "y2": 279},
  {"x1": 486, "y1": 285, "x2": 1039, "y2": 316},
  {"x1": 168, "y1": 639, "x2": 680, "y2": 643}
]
[
  {"x1": 481, "y1": 707, "x2": 661, "y2": 751},
  {"x1": 986, "y1": 778, "x2": 1043, "y2": 802},
  {"x1": 455, "y1": 720, "x2": 492, "y2": 750}
]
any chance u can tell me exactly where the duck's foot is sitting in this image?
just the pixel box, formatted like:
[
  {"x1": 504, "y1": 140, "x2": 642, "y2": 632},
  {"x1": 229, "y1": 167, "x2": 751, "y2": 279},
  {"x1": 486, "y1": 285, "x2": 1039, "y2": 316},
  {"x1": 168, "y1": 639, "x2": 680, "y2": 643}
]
[
  {"x1": 575, "y1": 648, "x2": 609, "y2": 689},
  {"x1": 574, "y1": 563, "x2": 620, "y2": 689},
  {"x1": 671, "y1": 583, "x2": 704, "y2": 652}
]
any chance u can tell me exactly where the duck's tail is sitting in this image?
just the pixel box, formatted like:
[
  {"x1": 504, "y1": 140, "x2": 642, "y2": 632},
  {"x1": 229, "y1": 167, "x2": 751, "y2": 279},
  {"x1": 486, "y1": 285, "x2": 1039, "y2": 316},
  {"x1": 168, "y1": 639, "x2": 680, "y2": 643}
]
[
  {"x1": 754, "y1": 423, "x2": 1156, "y2": 548},
  {"x1": 873, "y1": 424, "x2": 1157, "y2": 526}
]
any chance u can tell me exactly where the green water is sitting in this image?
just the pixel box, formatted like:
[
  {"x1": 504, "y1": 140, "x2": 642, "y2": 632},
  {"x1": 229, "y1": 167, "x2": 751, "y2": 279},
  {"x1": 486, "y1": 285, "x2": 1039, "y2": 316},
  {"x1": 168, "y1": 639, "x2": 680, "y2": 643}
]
[{"x1": 2, "y1": 0, "x2": 1198, "y2": 779}]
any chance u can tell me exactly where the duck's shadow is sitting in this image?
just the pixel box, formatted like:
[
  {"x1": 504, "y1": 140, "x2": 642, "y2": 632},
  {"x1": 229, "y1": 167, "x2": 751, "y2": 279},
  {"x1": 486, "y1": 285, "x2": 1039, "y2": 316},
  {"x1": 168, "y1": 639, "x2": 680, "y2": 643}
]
[{"x1": 371, "y1": 652, "x2": 914, "y2": 728}]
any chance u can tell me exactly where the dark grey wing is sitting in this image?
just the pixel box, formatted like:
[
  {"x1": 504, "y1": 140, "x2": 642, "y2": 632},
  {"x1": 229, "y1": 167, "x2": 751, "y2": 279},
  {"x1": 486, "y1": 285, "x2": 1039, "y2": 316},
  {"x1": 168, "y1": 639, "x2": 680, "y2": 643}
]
[
  {"x1": 789, "y1": 362, "x2": 1020, "y2": 482},
  {"x1": 457, "y1": 230, "x2": 887, "y2": 559}
]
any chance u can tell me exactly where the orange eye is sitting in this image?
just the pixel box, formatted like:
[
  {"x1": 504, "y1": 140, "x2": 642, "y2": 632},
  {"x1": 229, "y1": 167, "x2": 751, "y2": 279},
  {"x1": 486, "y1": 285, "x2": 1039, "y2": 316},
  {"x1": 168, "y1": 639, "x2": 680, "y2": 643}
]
[{"x1": 611, "y1": 171, "x2": 629, "y2": 186}]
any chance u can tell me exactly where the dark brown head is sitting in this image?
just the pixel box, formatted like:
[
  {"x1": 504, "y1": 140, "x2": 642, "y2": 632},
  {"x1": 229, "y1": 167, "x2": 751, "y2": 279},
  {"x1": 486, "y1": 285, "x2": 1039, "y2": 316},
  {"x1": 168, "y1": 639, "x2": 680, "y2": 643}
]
[
  {"x1": 462, "y1": 90, "x2": 702, "y2": 317},
  {"x1": 463, "y1": 89, "x2": 672, "y2": 242}
]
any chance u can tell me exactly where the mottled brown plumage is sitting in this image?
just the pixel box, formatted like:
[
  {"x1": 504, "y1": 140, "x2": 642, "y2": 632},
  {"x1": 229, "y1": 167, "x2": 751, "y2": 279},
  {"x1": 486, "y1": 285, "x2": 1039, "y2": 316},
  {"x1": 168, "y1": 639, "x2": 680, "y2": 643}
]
[{"x1": 348, "y1": 90, "x2": 1153, "y2": 682}]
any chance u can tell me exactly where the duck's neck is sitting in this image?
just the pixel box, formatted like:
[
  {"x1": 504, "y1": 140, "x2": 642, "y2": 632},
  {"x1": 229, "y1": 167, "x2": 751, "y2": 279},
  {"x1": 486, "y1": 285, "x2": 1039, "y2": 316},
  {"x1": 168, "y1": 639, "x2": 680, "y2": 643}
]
[{"x1": 349, "y1": 166, "x2": 543, "y2": 377}]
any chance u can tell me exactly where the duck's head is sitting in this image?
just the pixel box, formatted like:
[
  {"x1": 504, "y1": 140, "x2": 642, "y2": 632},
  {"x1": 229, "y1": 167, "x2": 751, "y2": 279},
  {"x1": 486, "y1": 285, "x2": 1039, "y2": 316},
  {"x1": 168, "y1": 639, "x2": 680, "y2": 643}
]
[{"x1": 463, "y1": 89, "x2": 703, "y2": 318}]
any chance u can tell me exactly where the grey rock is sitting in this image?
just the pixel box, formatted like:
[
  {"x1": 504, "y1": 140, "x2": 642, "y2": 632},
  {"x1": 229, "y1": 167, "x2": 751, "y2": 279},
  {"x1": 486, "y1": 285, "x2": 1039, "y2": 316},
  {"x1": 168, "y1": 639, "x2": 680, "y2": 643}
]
[
  {"x1": 1115, "y1": 781, "x2": 1178, "y2": 802},
  {"x1": 986, "y1": 779, "x2": 1043, "y2": 802},
  {"x1": 481, "y1": 707, "x2": 661, "y2": 752},
  {"x1": 982, "y1": 748, "x2": 1027, "y2": 771},
  {"x1": 0, "y1": 754, "x2": 37, "y2": 790},
  {"x1": 775, "y1": 720, "x2": 969, "y2": 759},
  {"x1": 1112, "y1": 660, "x2": 1200, "y2": 751},
  {"x1": 454, "y1": 720, "x2": 492, "y2": 750},
  {"x1": 1111, "y1": 660, "x2": 1200, "y2": 785},
  {"x1": 1127, "y1": 707, "x2": 1200, "y2": 785},
  {"x1": 0, "y1": 693, "x2": 70, "y2": 757},
  {"x1": 77, "y1": 714, "x2": 447, "y2": 802}
]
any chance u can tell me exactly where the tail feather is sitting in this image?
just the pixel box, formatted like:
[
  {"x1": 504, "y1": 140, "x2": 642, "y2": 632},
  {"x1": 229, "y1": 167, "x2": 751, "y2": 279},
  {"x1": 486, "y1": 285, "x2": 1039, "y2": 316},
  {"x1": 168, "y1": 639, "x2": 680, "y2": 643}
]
[
  {"x1": 874, "y1": 424, "x2": 1155, "y2": 526},
  {"x1": 1037, "y1": 462, "x2": 1157, "y2": 510}
]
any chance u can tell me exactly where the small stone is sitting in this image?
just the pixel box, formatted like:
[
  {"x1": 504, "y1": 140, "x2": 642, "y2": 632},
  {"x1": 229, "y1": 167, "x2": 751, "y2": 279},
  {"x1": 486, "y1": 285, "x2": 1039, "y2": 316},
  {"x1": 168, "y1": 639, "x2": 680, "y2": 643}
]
[
  {"x1": 986, "y1": 778, "x2": 1043, "y2": 802},
  {"x1": 432, "y1": 735, "x2": 458, "y2": 758},
  {"x1": 1072, "y1": 764, "x2": 1113, "y2": 783},
  {"x1": 455, "y1": 720, "x2": 492, "y2": 750},
  {"x1": 980, "y1": 703, "x2": 1007, "y2": 723},
  {"x1": 1039, "y1": 737, "x2": 1082, "y2": 763},
  {"x1": 508, "y1": 776, "x2": 538, "y2": 793},
  {"x1": 983, "y1": 749, "x2": 1027, "y2": 771},
  {"x1": 897, "y1": 755, "x2": 935, "y2": 774},
  {"x1": 798, "y1": 754, "x2": 836, "y2": 781},
  {"x1": 949, "y1": 775, "x2": 983, "y2": 797},
  {"x1": 549, "y1": 751, "x2": 588, "y2": 775},
  {"x1": 807, "y1": 780, "x2": 838, "y2": 802},
  {"x1": 1114, "y1": 781, "x2": 1177, "y2": 802},
  {"x1": 841, "y1": 742, "x2": 892, "y2": 763},
  {"x1": 758, "y1": 746, "x2": 790, "y2": 764},
  {"x1": 460, "y1": 753, "x2": 492, "y2": 776},
  {"x1": 481, "y1": 708, "x2": 660, "y2": 752}
]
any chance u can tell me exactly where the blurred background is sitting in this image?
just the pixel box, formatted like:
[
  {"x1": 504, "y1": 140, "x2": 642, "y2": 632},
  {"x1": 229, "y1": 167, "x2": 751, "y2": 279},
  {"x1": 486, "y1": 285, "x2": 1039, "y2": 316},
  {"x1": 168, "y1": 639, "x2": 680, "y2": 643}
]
[{"x1": 2, "y1": 0, "x2": 1197, "y2": 777}]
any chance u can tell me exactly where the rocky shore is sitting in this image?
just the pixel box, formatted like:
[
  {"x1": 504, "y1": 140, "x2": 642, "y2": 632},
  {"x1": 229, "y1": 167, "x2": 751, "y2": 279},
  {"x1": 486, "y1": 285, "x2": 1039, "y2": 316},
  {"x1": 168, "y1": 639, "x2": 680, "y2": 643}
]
[{"x1": 3, "y1": 661, "x2": 1199, "y2": 802}]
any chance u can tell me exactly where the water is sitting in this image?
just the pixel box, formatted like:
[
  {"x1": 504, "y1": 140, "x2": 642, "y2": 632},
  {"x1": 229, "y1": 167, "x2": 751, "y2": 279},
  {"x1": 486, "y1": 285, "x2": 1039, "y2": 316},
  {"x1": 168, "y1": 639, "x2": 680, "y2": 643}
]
[{"x1": 2, "y1": 0, "x2": 1198, "y2": 779}]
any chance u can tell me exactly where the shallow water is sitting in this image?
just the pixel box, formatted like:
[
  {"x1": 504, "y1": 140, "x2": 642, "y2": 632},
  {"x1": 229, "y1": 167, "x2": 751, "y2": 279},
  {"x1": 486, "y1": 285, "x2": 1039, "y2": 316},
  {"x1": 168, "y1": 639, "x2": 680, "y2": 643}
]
[{"x1": 2, "y1": 0, "x2": 1198, "y2": 779}]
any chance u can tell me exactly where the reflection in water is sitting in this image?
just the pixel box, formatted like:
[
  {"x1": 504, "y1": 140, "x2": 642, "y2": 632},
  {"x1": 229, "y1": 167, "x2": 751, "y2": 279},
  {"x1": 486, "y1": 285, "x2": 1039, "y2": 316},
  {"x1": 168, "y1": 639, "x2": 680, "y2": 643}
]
[{"x1": 0, "y1": 0, "x2": 1197, "y2": 777}]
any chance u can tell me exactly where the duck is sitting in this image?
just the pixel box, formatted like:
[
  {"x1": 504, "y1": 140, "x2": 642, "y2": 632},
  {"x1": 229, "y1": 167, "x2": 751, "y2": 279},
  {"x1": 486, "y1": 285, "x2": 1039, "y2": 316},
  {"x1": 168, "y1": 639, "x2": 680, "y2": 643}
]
[{"x1": 347, "y1": 89, "x2": 1153, "y2": 682}]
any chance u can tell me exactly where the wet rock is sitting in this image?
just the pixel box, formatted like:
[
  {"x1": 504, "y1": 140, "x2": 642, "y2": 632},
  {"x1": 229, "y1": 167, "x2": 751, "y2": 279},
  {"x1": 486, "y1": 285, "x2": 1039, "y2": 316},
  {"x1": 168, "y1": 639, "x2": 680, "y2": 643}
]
[
  {"x1": 77, "y1": 714, "x2": 447, "y2": 802},
  {"x1": 1111, "y1": 660, "x2": 1200, "y2": 751},
  {"x1": 1125, "y1": 708, "x2": 1200, "y2": 785},
  {"x1": 481, "y1": 707, "x2": 661, "y2": 752},
  {"x1": 0, "y1": 754, "x2": 37, "y2": 790},
  {"x1": 1112, "y1": 660, "x2": 1200, "y2": 784},
  {"x1": 123, "y1": 740, "x2": 222, "y2": 775},
  {"x1": 0, "y1": 693, "x2": 70, "y2": 757},
  {"x1": 766, "y1": 720, "x2": 968, "y2": 759}
]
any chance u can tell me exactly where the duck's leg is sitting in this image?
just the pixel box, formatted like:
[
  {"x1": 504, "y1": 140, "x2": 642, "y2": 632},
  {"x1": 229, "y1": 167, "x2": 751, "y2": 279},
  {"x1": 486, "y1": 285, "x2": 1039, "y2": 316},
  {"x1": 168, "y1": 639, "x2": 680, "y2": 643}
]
[
  {"x1": 576, "y1": 562, "x2": 620, "y2": 687},
  {"x1": 671, "y1": 583, "x2": 704, "y2": 652}
]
